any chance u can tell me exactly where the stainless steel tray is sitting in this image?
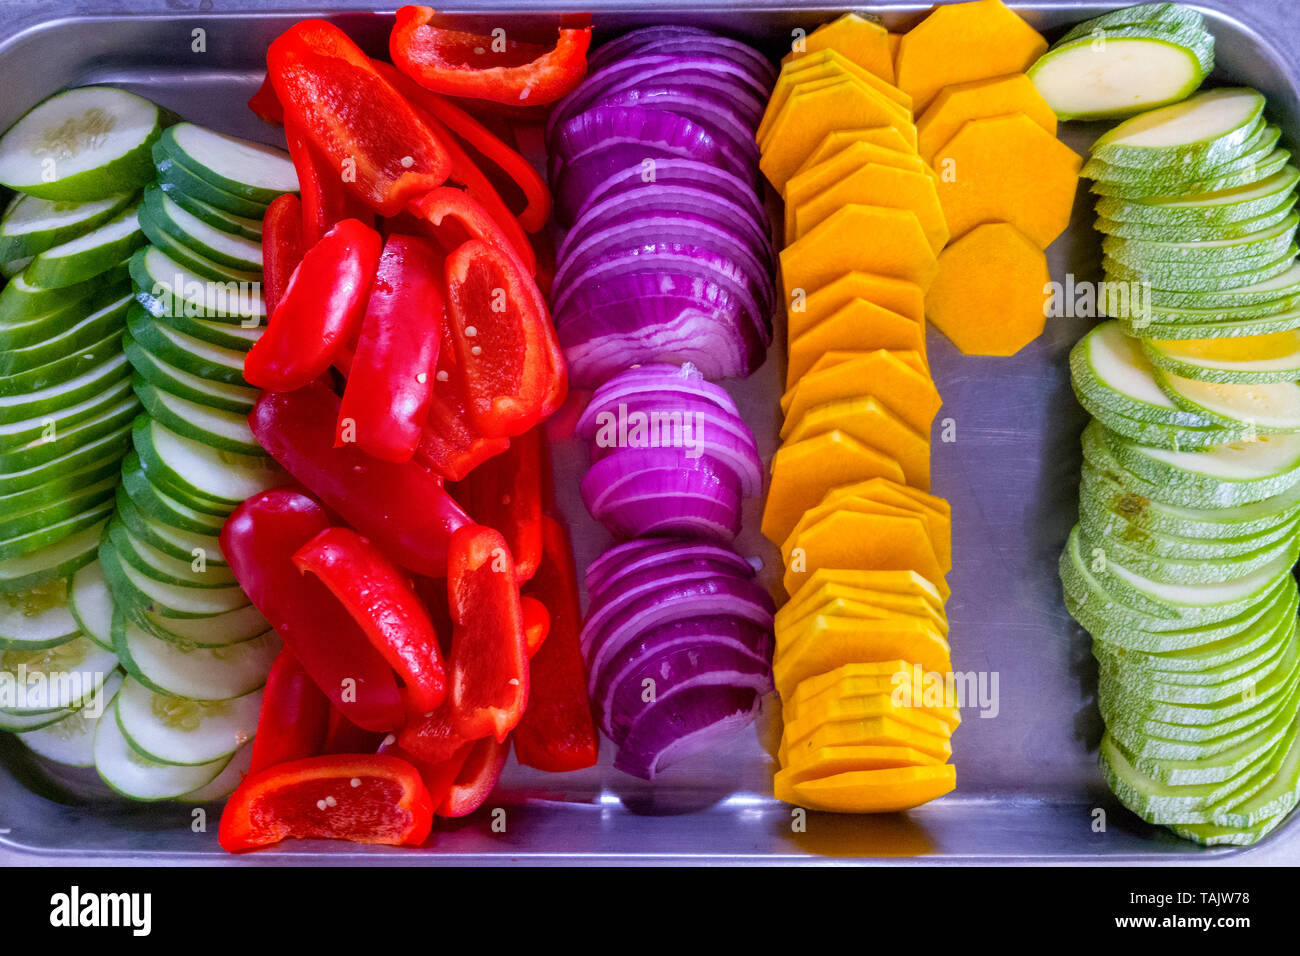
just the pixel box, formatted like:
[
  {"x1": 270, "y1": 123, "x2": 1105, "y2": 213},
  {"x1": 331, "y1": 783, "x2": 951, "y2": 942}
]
[{"x1": 2, "y1": 1, "x2": 1299, "y2": 865}]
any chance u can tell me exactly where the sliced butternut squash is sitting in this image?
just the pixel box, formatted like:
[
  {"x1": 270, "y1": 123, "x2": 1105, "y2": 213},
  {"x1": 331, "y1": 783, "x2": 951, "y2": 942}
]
[
  {"x1": 778, "y1": 588, "x2": 949, "y2": 638},
  {"x1": 761, "y1": 51, "x2": 912, "y2": 151},
  {"x1": 780, "y1": 509, "x2": 948, "y2": 600},
  {"x1": 895, "y1": 0, "x2": 1047, "y2": 113},
  {"x1": 793, "y1": 127, "x2": 919, "y2": 181},
  {"x1": 760, "y1": 80, "x2": 919, "y2": 191},
  {"x1": 781, "y1": 498, "x2": 939, "y2": 583},
  {"x1": 787, "y1": 298, "x2": 927, "y2": 385},
  {"x1": 779, "y1": 713, "x2": 952, "y2": 766},
  {"x1": 781, "y1": 350, "x2": 941, "y2": 436},
  {"x1": 916, "y1": 72, "x2": 1057, "y2": 164},
  {"x1": 783, "y1": 396, "x2": 932, "y2": 490},
  {"x1": 802, "y1": 348, "x2": 928, "y2": 379},
  {"x1": 780, "y1": 764, "x2": 957, "y2": 812},
  {"x1": 926, "y1": 220, "x2": 1050, "y2": 356},
  {"x1": 790, "y1": 162, "x2": 949, "y2": 252},
  {"x1": 774, "y1": 614, "x2": 952, "y2": 699},
  {"x1": 762, "y1": 430, "x2": 905, "y2": 545},
  {"x1": 782, "y1": 204, "x2": 938, "y2": 302},
  {"x1": 784, "y1": 13, "x2": 897, "y2": 83},
  {"x1": 780, "y1": 744, "x2": 944, "y2": 783},
  {"x1": 785, "y1": 688, "x2": 961, "y2": 733},
  {"x1": 821, "y1": 479, "x2": 952, "y2": 571},
  {"x1": 787, "y1": 267, "x2": 925, "y2": 341},
  {"x1": 790, "y1": 661, "x2": 924, "y2": 704},
  {"x1": 932, "y1": 113, "x2": 1082, "y2": 246},
  {"x1": 787, "y1": 568, "x2": 943, "y2": 610},
  {"x1": 784, "y1": 140, "x2": 927, "y2": 214}
]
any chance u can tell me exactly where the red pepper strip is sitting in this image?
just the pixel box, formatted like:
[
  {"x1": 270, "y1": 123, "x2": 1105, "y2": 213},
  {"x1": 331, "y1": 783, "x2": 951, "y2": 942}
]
[
  {"x1": 444, "y1": 238, "x2": 562, "y2": 439},
  {"x1": 336, "y1": 233, "x2": 443, "y2": 463},
  {"x1": 221, "y1": 489, "x2": 405, "y2": 732},
  {"x1": 376, "y1": 62, "x2": 550, "y2": 233},
  {"x1": 398, "y1": 698, "x2": 478, "y2": 765},
  {"x1": 248, "y1": 73, "x2": 285, "y2": 124},
  {"x1": 438, "y1": 735, "x2": 510, "y2": 817},
  {"x1": 381, "y1": 738, "x2": 472, "y2": 810},
  {"x1": 408, "y1": 186, "x2": 535, "y2": 276},
  {"x1": 269, "y1": 19, "x2": 451, "y2": 216},
  {"x1": 249, "y1": 648, "x2": 331, "y2": 774},
  {"x1": 521, "y1": 596, "x2": 550, "y2": 658},
  {"x1": 260, "y1": 193, "x2": 303, "y2": 319},
  {"x1": 251, "y1": 383, "x2": 472, "y2": 577},
  {"x1": 284, "y1": 120, "x2": 375, "y2": 246},
  {"x1": 321, "y1": 707, "x2": 387, "y2": 755},
  {"x1": 294, "y1": 526, "x2": 448, "y2": 714},
  {"x1": 218, "y1": 754, "x2": 433, "y2": 852},
  {"x1": 415, "y1": 328, "x2": 510, "y2": 481},
  {"x1": 456, "y1": 424, "x2": 544, "y2": 582},
  {"x1": 244, "y1": 218, "x2": 382, "y2": 392},
  {"x1": 514, "y1": 516, "x2": 599, "y2": 773},
  {"x1": 391, "y1": 5, "x2": 591, "y2": 107},
  {"x1": 447, "y1": 523, "x2": 529, "y2": 743}
]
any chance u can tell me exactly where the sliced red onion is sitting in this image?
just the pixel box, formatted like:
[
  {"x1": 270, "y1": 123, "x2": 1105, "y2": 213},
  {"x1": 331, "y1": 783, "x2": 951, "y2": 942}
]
[
  {"x1": 581, "y1": 452, "x2": 742, "y2": 542},
  {"x1": 584, "y1": 411, "x2": 762, "y2": 498},
  {"x1": 585, "y1": 28, "x2": 777, "y2": 86},
  {"x1": 583, "y1": 393, "x2": 759, "y2": 455},
  {"x1": 584, "y1": 557, "x2": 757, "y2": 641},
  {"x1": 562, "y1": 184, "x2": 773, "y2": 278},
  {"x1": 604, "y1": 641, "x2": 774, "y2": 744},
  {"x1": 585, "y1": 537, "x2": 756, "y2": 596},
  {"x1": 604, "y1": 496, "x2": 741, "y2": 542},
  {"x1": 612, "y1": 684, "x2": 762, "y2": 779},
  {"x1": 552, "y1": 243, "x2": 772, "y2": 343},
  {"x1": 581, "y1": 363, "x2": 742, "y2": 418},
  {"x1": 582, "y1": 572, "x2": 774, "y2": 684},
  {"x1": 590, "y1": 85, "x2": 765, "y2": 160},
  {"x1": 579, "y1": 160, "x2": 769, "y2": 232},
  {"x1": 557, "y1": 275, "x2": 763, "y2": 386}
]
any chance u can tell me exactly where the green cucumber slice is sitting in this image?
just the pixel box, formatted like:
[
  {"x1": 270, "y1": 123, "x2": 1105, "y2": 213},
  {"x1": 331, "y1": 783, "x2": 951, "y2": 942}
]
[
  {"x1": 0, "y1": 426, "x2": 129, "y2": 497},
  {"x1": 113, "y1": 610, "x2": 277, "y2": 701},
  {"x1": 0, "y1": 390, "x2": 137, "y2": 474},
  {"x1": 135, "y1": 603, "x2": 270, "y2": 649},
  {"x1": 179, "y1": 743, "x2": 251, "y2": 802},
  {"x1": 99, "y1": 535, "x2": 248, "y2": 620},
  {"x1": 20, "y1": 203, "x2": 145, "y2": 289},
  {"x1": 0, "y1": 354, "x2": 131, "y2": 426},
  {"x1": 163, "y1": 187, "x2": 262, "y2": 241},
  {"x1": 119, "y1": 451, "x2": 224, "y2": 536},
  {"x1": 0, "y1": 268, "x2": 113, "y2": 323},
  {"x1": 132, "y1": 376, "x2": 264, "y2": 455},
  {"x1": 0, "y1": 580, "x2": 82, "y2": 650},
  {"x1": 1155, "y1": 367, "x2": 1300, "y2": 432},
  {"x1": 1090, "y1": 88, "x2": 1267, "y2": 168},
  {"x1": 124, "y1": 330, "x2": 257, "y2": 413},
  {"x1": 113, "y1": 486, "x2": 225, "y2": 570},
  {"x1": 158, "y1": 123, "x2": 296, "y2": 204},
  {"x1": 68, "y1": 559, "x2": 114, "y2": 651},
  {"x1": 155, "y1": 151, "x2": 269, "y2": 219},
  {"x1": 0, "y1": 634, "x2": 118, "y2": 710},
  {"x1": 114, "y1": 675, "x2": 261, "y2": 766},
  {"x1": 125, "y1": 303, "x2": 251, "y2": 385},
  {"x1": 141, "y1": 186, "x2": 263, "y2": 272},
  {"x1": 0, "y1": 286, "x2": 131, "y2": 376},
  {"x1": 0, "y1": 87, "x2": 162, "y2": 200},
  {"x1": 0, "y1": 499, "x2": 115, "y2": 566},
  {"x1": 0, "y1": 190, "x2": 135, "y2": 262},
  {"x1": 130, "y1": 244, "x2": 265, "y2": 324},
  {"x1": 93, "y1": 701, "x2": 228, "y2": 801},
  {"x1": 18, "y1": 671, "x2": 123, "y2": 767},
  {"x1": 132, "y1": 416, "x2": 283, "y2": 509},
  {"x1": 106, "y1": 518, "x2": 236, "y2": 590},
  {"x1": 0, "y1": 475, "x2": 117, "y2": 544}
]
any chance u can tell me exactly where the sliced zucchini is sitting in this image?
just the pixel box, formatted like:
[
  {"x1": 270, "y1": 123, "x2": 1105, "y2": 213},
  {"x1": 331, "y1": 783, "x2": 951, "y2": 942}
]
[
  {"x1": 1096, "y1": 166, "x2": 1300, "y2": 227},
  {"x1": 1103, "y1": 211, "x2": 1298, "y2": 268},
  {"x1": 20, "y1": 204, "x2": 145, "y2": 289},
  {"x1": 1144, "y1": 330, "x2": 1300, "y2": 384},
  {"x1": 113, "y1": 611, "x2": 277, "y2": 701},
  {"x1": 0, "y1": 190, "x2": 135, "y2": 262},
  {"x1": 0, "y1": 87, "x2": 162, "y2": 200},
  {"x1": 1155, "y1": 368, "x2": 1300, "y2": 433},
  {"x1": 158, "y1": 122, "x2": 296, "y2": 204},
  {"x1": 1090, "y1": 88, "x2": 1267, "y2": 168},
  {"x1": 1092, "y1": 149, "x2": 1291, "y2": 200},
  {"x1": 115, "y1": 676, "x2": 261, "y2": 766}
]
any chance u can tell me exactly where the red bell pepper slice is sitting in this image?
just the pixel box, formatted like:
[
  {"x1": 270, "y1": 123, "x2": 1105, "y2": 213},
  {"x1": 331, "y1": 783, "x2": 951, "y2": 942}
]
[
  {"x1": 415, "y1": 328, "x2": 510, "y2": 481},
  {"x1": 409, "y1": 186, "x2": 534, "y2": 275},
  {"x1": 248, "y1": 73, "x2": 284, "y2": 124},
  {"x1": 335, "y1": 233, "x2": 443, "y2": 463},
  {"x1": 380, "y1": 738, "x2": 472, "y2": 810},
  {"x1": 260, "y1": 193, "x2": 303, "y2": 319},
  {"x1": 455, "y1": 424, "x2": 544, "y2": 582},
  {"x1": 514, "y1": 516, "x2": 599, "y2": 773},
  {"x1": 244, "y1": 218, "x2": 382, "y2": 392},
  {"x1": 447, "y1": 523, "x2": 529, "y2": 743},
  {"x1": 321, "y1": 707, "x2": 387, "y2": 755},
  {"x1": 294, "y1": 526, "x2": 449, "y2": 714},
  {"x1": 251, "y1": 383, "x2": 472, "y2": 577},
  {"x1": 444, "y1": 238, "x2": 563, "y2": 439},
  {"x1": 221, "y1": 488, "x2": 405, "y2": 732},
  {"x1": 218, "y1": 754, "x2": 433, "y2": 852},
  {"x1": 269, "y1": 19, "x2": 452, "y2": 216},
  {"x1": 390, "y1": 6, "x2": 591, "y2": 107},
  {"x1": 521, "y1": 596, "x2": 550, "y2": 658},
  {"x1": 284, "y1": 119, "x2": 376, "y2": 246},
  {"x1": 249, "y1": 648, "x2": 331, "y2": 773},
  {"x1": 437, "y1": 734, "x2": 509, "y2": 817},
  {"x1": 397, "y1": 698, "x2": 476, "y2": 765}
]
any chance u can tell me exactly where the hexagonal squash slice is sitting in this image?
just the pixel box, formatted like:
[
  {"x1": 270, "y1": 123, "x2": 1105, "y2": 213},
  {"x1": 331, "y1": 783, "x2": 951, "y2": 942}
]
[
  {"x1": 778, "y1": 583, "x2": 950, "y2": 637},
  {"x1": 779, "y1": 764, "x2": 957, "y2": 812},
  {"x1": 782, "y1": 395, "x2": 932, "y2": 490},
  {"x1": 926, "y1": 221, "x2": 1051, "y2": 356},
  {"x1": 789, "y1": 162, "x2": 950, "y2": 251},
  {"x1": 787, "y1": 568, "x2": 944, "y2": 610},
  {"x1": 917, "y1": 72, "x2": 1058, "y2": 164},
  {"x1": 778, "y1": 712, "x2": 953, "y2": 766},
  {"x1": 786, "y1": 271, "x2": 926, "y2": 340},
  {"x1": 760, "y1": 50, "x2": 911, "y2": 148},
  {"x1": 780, "y1": 349, "x2": 941, "y2": 435},
  {"x1": 785, "y1": 139, "x2": 927, "y2": 209},
  {"x1": 895, "y1": 0, "x2": 1048, "y2": 113},
  {"x1": 779, "y1": 508, "x2": 948, "y2": 600},
  {"x1": 792, "y1": 127, "x2": 920, "y2": 182},
  {"x1": 783, "y1": 13, "x2": 898, "y2": 83},
  {"x1": 818, "y1": 479, "x2": 952, "y2": 571},
  {"x1": 781, "y1": 204, "x2": 939, "y2": 301},
  {"x1": 787, "y1": 298, "x2": 927, "y2": 385},
  {"x1": 932, "y1": 113, "x2": 1082, "y2": 246}
]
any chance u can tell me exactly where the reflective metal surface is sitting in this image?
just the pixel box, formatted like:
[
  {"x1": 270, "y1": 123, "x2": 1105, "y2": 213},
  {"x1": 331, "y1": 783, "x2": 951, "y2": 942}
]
[{"x1": 1, "y1": 1, "x2": 1298, "y2": 864}]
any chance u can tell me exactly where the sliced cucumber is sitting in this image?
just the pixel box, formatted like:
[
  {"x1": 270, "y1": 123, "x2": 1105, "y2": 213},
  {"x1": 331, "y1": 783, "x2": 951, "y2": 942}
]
[
  {"x1": 0, "y1": 475, "x2": 117, "y2": 547},
  {"x1": 0, "y1": 391, "x2": 137, "y2": 475},
  {"x1": 159, "y1": 123, "x2": 296, "y2": 204},
  {"x1": 18, "y1": 670, "x2": 123, "y2": 767},
  {"x1": 0, "y1": 190, "x2": 135, "y2": 262},
  {"x1": 133, "y1": 416, "x2": 284, "y2": 509},
  {"x1": 93, "y1": 700, "x2": 228, "y2": 801},
  {"x1": 163, "y1": 187, "x2": 262, "y2": 241},
  {"x1": 124, "y1": 330, "x2": 257, "y2": 413},
  {"x1": 0, "y1": 268, "x2": 111, "y2": 323},
  {"x1": 0, "y1": 580, "x2": 82, "y2": 650},
  {"x1": 136, "y1": 604, "x2": 269, "y2": 650},
  {"x1": 130, "y1": 244, "x2": 265, "y2": 324},
  {"x1": 155, "y1": 151, "x2": 269, "y2": 220},
  {"x1": 114, "y1": 675, "x2": 260, "y2": 766},
  {"x1": 0, "y1": 87, "x2": 162, "y2": 200},
  {"x1": 155, "y1": 307, "x2": 261, "y2": 353},
  {"x1": 133, "y1": 377, "x2": 263, "y2": 455},
  {"x1": 20, "y1": 203, "x2": 145, "y2": 289},
  {"x1": 0, "y1": 354, "x2": 131, "y2": 427},
  {"x1": 106, "y1": 519, "x2": 236, "y2": 590},
  {"x1": 0, "y1": 702, "x2": 75, "y2": 731},
  {"x1": 99, "y1": 536, "x2": 249, "y2": 619},
  {"x1": 141, "y1": 186, "x2": 263, "y2": 272},
  {"x1": 119, "y1": 451, "x2": 225, "y2": 536},
  {"x1": 1155, "y1": 368, "x2": 1300, "y2": 432},
  {"x1": 1090, "y1": 89, "x2": 1267, "y2": 168},
  {"x1": 0, "y1": 515, "x2": 108, "y2": 591},
  {"x1": 126, "y1": 303, "x2": 251, "y2": 385},
  {"x1": 114, "y1": 486, "x2": 226, "y2": 568},
  {"x1": 68, "y1": 559, "x2": 114, "y2": 650},
  {"x1": 0, "y1": 453, "x2": 121, "y2": 528},
  {"x1": 113, "y1": 611, "x2": 277, "y2": 701},
  {"x1": 0, "y1": 286, "x2": 131, "y2": 376},
  {"x1": 0, "y1": 634, "x2": 118, "y2": 711},
  {"x1": 179, "y1": 742, "x2": 251, "y2": 802},
  {"x1": 0, "y1": 426, "x2": 129, "y2": 497}
]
